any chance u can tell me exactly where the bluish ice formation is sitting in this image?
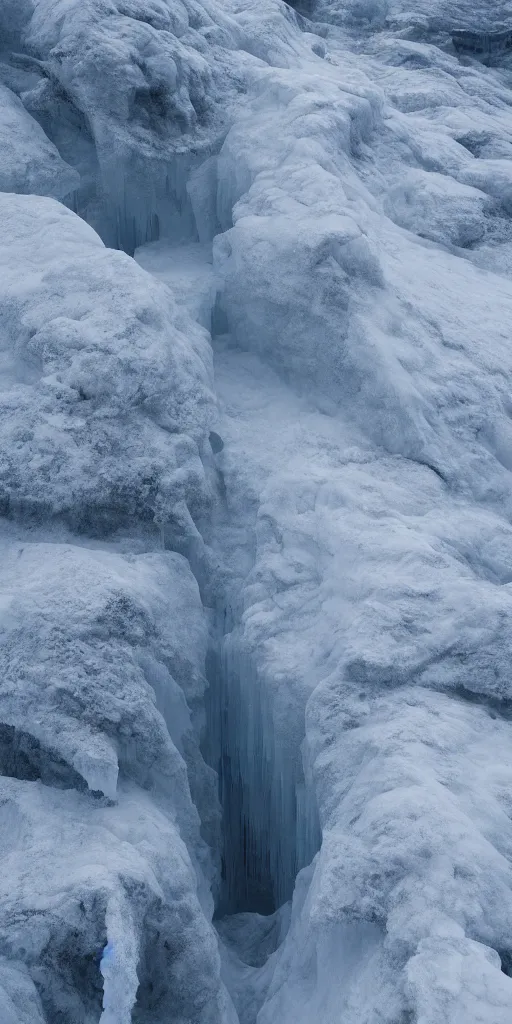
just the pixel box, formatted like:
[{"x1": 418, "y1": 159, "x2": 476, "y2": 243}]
[{"x1": 2, "y1": 0, "x2": 512, "y2": 1022}]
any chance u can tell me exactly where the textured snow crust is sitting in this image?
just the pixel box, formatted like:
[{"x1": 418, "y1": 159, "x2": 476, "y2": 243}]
[
  {"x1": 0, "y1": 81, "x2": 77, "y2": 198},
  {"x1": 205, "y1": 8, "x2": 512, "y2": 1024},
  {"x1": 0, "y1": 199, "x2": 230, "y2": 1024},
  {"x1": 0, "y1": 193, "x2": 214, "y2": 538},
  {"x1": 0, "y1": 160, "x2": 227, "y2": 1024},
  {"x1": 0, "y1": 193, "x2": 230, "y2": 1021},
  {"x1": 3, "y1": 0, "x2": 512, "y2": 1022},
  {"x1": 10, "y1": 0, "x2": 307, "y2": 250}
]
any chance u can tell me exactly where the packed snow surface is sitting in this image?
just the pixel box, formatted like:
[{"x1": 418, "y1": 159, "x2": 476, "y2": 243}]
[{"x1": 2, "y1": 0, "x2": 512, "y2": 1022}]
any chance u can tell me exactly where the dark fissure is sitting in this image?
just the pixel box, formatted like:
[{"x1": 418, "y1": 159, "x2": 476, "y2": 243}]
[{"x1": 205, "y1": 638, "x2": 277, "y2": 918}]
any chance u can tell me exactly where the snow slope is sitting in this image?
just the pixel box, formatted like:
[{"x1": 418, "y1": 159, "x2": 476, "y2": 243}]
[{"x1": 2, "y1": 0, "x2": 512, "y2": 1022}]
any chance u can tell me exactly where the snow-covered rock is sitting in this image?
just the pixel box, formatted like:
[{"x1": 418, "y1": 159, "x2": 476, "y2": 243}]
[
  {"x1": 0, "y1": 193, "x2": 214, "y2": 539},
  {"x1": 0, "y1": 776, "x2": 226, "y2": 1024},
  {"x1": 22, "y1": 0, "x2": 216, "y2": 249},
  {"x1": 0, "y1": 81, "x2": 78, "y2": 198},
  {"x1": 384, "y1": 168, "x2": 491, "y2": 245},
  {"x1": 15, "y1": 0, "x2": 260, "y2": 250},
  {"x1": 0, "y1": 532, "x2": 232, "y2": 1022},
  {"x1": 0, "y1": 541, "x2": 203, "y2": 807}
]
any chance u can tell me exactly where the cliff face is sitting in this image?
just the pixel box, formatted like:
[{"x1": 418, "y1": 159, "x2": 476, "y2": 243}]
[{"x1": 2, "y1": 2, "x2": 512, "y2": 1023}]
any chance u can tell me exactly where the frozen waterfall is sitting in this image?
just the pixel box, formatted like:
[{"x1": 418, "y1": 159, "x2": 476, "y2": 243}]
[
  {"x1": 3, "y1": 0, "x2": 512, "y2": 1022},
  {"x1": 205, "y1": 610, "x2": 321, "y2": 916}
]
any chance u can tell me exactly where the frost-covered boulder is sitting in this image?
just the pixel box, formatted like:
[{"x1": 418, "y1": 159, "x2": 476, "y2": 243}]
[
  {"x1": 0, "y1": 777, "x2": 228, "y2": 1024},
  {"x1": 213, "y1": 66, "x2": 384, "y2": 398},
  {"x1": 0, "y1": 540, "x2": 211, "y2": 820},
  {"x1": 25, "y1": 0, "x2": 213, "y2": 149},
  {"x1": 0, "y1": 535, "x2": 232, "y2": 1023},
  {"x1": 19, "y1": 0, "x2": 235, "y2": 249},
  {"x1": 0, "y1": 193, "x2": 214, "y2": 538},
  {"x1": 385, "y1": 169, "x2": 491, "y2": 246},
  {"x1": 0, "y1": 81, "x2": 78, "y2": 198}
]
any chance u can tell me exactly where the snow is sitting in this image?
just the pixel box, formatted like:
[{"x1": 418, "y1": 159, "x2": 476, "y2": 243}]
[
  {"x1": 0, "y1": 81, "x2": 78, "y2": 198},
  {"x1": 2, "y1": 0, "x2": 512, "y2": 1021},
  {"x1": 135, "y1": 240, "x2": 214, "y2": 329},
  {"x1": 206, "y1": 10, "x2": 512, "y2": 1022},
  {"x1": 0, "y1": 775, "x2": 227, "y2": 1024},
  {"x1": 384, "y1": 168, "x2": 491, "y2": 245},
  {"x1": 0, "y1": 193, "x2": 215, "y2": 540}
]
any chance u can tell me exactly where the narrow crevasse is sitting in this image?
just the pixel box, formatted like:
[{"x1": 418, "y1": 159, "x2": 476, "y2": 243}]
[
  {"x1": 202, "y1": 561, "x2": 319, "y2": 921},
  {"x1": 130, "y1": 227, "x2": 324, "y2": 1014},
  {"x1": 205, "y1": 620, "x2": 321, "y2": 916}
]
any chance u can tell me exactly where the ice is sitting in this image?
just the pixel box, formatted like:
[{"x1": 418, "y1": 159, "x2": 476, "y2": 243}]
[
  {"x1": 0, "y1": 959, "x2": 47, "y2": 1024},
  {"x1": 13, "y1": 0, "x2": 334, "y2": 252},
  {"x1": 0, "y1": 531, "x2": 234, "y2": 1018},
  {"x1": 99, "y1": 897, "x2": 139, "y2": 1024},
  {"x1": 0, "y1": 542, "x2": 192, "y2": 809},
  {"x1": 3, "y1": 0, "x2": 512, "y2": 1019},
  {"x1": 0, "y1": 0, "x2": 34, "y2": 52},
  {"x1": 0, "y1": 774, "x2": 230, "y2": 1024},
  {"x1": 0, "y1": 193, "x2": 214, "y2": 541},
  {"x1": 20, "y1": 0, "x2": 214, "y2": 250},
  {"x1": 385, "y1": 168, "x2": 491, "y2": 246},
  {"x1": 211, "y1": 632, "x2": 321, "y2": 912},
  {"x1": 205, "y1": 7, "x2": 512, "y2": 1020},
  {"x1": 385, "y1": 0, "x2": 512, "y2": 33},
  {"x1": 17, "y1": 0, "x2": 268, "y2": 251},
  {"x1": 0, "y1": 81, "x2": 78, "y2": 198},
  {"x1": 217, "y1": 906, "x2": 291, "y2": 1024},
  {"x1": 135, "y1": 240, "x2": 214, "y2": 330},
  {"x1": 313, "y1": 0, "x2": 390, "y2": 27},
  {"x1": 0, "y1": 127, "x2": 229, "y2": 1018}
]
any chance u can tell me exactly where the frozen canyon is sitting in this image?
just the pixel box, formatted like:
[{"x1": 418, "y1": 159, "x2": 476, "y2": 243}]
[{"x1": 3, "y1": 0, "x2": 512, "y2": 1021}]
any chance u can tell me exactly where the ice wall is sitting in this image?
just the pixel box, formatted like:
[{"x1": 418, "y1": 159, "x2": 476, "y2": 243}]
[
  {"x1": 207, "y1": 5, "x2": 512, "y2": 1022},
  {"x1": 2, "y1": 0, "x2": 258, "y2": 251},
  {"x1": 3, "y1": 0, "x2": 512, "y2": 1022},
  {"x1": 206, "y1": 617, "x2": 320, "y2": 915},
  {"x1": 0, "y1": 190, "x2": 232, "y2": 1023},
  {"x1": 0, "y1": 80, "x2": 78, "y2": 197}
]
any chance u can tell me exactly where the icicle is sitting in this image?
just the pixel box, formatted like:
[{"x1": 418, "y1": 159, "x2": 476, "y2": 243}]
[
  {"x1": 99, "y1": 895, "x2": 139, "y2": 1024},
  {"x1": 206, "y1": 600, "x2": 321, "y2": 914},
  {"x1": 94, "y1": 151, "x2": 208, "y2": 253}
]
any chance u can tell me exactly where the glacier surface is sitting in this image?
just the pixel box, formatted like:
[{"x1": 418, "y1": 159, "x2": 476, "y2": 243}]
[{"x1": 2, "y1": 0, "x2": 512, "y2": 1022}]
